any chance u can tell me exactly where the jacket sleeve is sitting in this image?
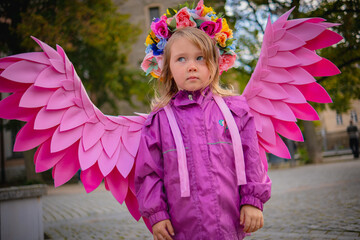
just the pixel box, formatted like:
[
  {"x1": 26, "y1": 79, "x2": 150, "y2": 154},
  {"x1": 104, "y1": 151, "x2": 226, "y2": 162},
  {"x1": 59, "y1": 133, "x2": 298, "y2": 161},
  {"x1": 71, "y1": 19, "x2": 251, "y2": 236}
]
[
  {"x1": 238, "y1": 109, "x2": 272, "y2": 211},
  {"x1": 134, "y1": 112, "x2": 170, "y2": 226}
]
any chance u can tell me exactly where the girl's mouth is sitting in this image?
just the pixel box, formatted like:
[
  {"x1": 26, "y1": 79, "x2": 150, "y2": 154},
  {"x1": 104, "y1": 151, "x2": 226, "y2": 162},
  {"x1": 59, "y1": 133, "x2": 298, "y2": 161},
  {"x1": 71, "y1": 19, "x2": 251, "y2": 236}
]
[{"x1": 187, "y1": 76, "x2": 199, "y2": 80}]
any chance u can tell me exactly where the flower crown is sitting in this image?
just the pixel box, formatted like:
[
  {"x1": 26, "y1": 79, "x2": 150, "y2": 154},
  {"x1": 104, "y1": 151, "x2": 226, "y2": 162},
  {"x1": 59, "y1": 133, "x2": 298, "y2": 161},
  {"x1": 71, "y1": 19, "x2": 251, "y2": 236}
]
[{"x1": 141, "y1": 0, "x2": 237, "y2": 79}]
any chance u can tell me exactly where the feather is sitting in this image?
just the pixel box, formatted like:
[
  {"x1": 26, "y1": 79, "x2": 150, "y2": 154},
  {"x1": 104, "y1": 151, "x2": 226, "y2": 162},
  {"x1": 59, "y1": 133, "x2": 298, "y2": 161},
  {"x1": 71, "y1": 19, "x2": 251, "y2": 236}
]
[
  {"x1": 302, "y1": 58, "x2": 341, "y2": 77},
  {"x1": 101, "y1": 126, "x2": 122, "y2": 158},
  {"x1": 78, "y1": 139, "x2": 103, "y2": 170},
  {"x1": 14, "y1": 118, "x2": 55, "y2": 152},
  {"x1": 98, "y1": 143, "x2": 121, "y2": 177},
  {"x1": 81, "y1": 162, "x2": 104, "y2": 193},
  {"x1": 289, "y1": 103, "x2": 319, "y2": 121},
  {"x1": 272, "y1": 119, "x2": 303, "y2": 141},
  {"x1": 125, "y1": 190, "x2": 142, "y2": 221},
  {"x1": 0, "y1": 60, "x2": 47, "y2": 84},
  {"x1": 20, "y1": 85, "x2": 55, "y2": 108},
  {"x1": 53, "y1": 142, "x2": 80, "y2": 187},
  {"x1": 116, "y1": 139, "x2": 135, "y2": 178},
  {"x1": 51, "y1": 125, "x2": 83, "y2": 153},
  {"x1": 82, "y1": 122, "x2": 106, "y2": 151},
  {"x1": 60, "y1": 106, "x2": 89, "y2": 131},
  {"x1": 47, "y1": 87, "x2": 75, "y2": 110},
  {"x1": 281, "y1": 84, "x2": 307, "y2": 104},
  {"x1": 34, "y1": 66, "x2": 64, "y2": 88},
  {"x1": 0, "y1": 76, "x2": 31, "y2": 92},
  {"x1": 306, "y1": 29, "x2": 343, "y2": 50},
  {"x1": 296, "y1": 82, "x2": 332, "y2": 103},
  {"x1": 0, "y1": 91, "x2": 38, "y2": 121},
  {"x1": 35, "y1": 138, "x2": 66, "y2": 172},
  {"x1": 105, "y1": 169, "x2": 129, "y2": 204},
  {"x1": 34, "y1": 107, "x2": 66, "y2": 130},
  {"x1": 287, "y1": 22, "x2": 326, "y2": 42}
]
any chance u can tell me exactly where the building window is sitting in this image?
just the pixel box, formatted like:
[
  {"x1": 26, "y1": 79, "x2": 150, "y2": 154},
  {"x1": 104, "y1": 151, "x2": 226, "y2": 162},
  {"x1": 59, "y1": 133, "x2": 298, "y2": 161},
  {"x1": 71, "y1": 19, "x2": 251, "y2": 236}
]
[
  {"x1": 149, "y1": 7, "x2": 160, "y2": 22},
  {"x1": 336, "y1": 112, "x2": 343, "y2": 125},
  {"x1": 350, "y1": 110, "x2": 358, "y2": 123}
]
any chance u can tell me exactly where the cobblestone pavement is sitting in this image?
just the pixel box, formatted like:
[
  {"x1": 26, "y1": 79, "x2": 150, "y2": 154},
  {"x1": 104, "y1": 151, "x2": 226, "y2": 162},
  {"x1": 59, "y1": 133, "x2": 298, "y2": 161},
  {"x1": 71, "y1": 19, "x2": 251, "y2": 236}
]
[{"x1": 43, "y1": 159, "x2": 360, "y2": 240}]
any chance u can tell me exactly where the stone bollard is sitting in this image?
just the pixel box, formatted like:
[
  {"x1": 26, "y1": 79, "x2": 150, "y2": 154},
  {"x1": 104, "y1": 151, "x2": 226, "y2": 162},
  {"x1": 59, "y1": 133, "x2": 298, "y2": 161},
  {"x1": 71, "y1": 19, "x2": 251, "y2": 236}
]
[{"x1": 0, "y1": 184, "x2": 47, "y2": 240}]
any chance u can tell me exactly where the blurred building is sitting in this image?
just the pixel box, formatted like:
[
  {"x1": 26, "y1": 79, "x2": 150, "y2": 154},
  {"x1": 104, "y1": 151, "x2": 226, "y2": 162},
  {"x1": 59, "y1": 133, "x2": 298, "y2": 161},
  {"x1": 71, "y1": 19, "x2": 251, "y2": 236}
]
[
  {"x1": 319, "y1": 100, "x2": 360, "y2": 151},
  {"x1": 115, "y1": 0, "x2": 188, "y2": 68}
]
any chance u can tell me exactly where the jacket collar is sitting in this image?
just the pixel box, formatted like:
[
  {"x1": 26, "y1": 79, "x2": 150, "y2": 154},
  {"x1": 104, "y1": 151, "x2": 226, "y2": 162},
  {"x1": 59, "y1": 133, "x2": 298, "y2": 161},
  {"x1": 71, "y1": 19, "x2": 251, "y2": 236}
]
[{"x1": 171, "y1": 86, "x2": 212, "y2": 107}]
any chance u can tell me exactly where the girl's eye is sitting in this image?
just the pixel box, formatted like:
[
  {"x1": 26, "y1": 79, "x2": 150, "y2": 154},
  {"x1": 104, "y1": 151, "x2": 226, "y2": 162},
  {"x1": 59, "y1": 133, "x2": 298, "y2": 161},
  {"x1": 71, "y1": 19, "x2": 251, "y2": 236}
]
[
  {"x1": 177, "y1": 57, "x2": 185, "y2": 62},
  {"x1": 197, "y1": 56, "x2": 204, "y2": 61}
]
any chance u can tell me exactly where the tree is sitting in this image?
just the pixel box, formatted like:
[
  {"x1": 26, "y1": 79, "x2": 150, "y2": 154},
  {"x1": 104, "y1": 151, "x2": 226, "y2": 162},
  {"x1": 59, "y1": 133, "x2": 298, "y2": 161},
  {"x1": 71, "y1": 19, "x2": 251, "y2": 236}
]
[
  {"x1": 0, "y1": 0, "x2": 145, "y2": 183},
  {"x1": 1, "y1": 0, "x2": 146, "y2": 113},
  {"x1": 225, "y1": 0, "x2": 360, "y2": 163}
]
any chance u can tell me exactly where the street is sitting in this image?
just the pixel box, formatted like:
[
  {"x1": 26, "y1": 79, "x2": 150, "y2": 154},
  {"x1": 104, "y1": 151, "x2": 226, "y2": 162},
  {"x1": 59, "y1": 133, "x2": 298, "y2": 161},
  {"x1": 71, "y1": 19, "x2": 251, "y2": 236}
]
[{"x1": 43, "y1": 159, "x2": 360, "y2": 240}]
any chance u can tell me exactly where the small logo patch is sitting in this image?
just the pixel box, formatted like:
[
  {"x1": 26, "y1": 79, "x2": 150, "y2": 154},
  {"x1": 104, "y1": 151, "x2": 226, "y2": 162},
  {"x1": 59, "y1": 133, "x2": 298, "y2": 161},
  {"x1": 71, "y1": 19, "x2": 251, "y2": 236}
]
[{"x1": 219, "y1": 120, "x2": 228, "y2": 130}]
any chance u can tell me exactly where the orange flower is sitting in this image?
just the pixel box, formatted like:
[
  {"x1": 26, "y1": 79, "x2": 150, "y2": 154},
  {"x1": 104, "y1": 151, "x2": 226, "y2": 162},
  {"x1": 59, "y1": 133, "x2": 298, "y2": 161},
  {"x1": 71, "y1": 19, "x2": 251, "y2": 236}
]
[
  {"x1": 221, "y1": 19, "x2": 233, "y2": 38},
  {"x1": 215, "y1": 32, "x2": 228, "y2": 48}
]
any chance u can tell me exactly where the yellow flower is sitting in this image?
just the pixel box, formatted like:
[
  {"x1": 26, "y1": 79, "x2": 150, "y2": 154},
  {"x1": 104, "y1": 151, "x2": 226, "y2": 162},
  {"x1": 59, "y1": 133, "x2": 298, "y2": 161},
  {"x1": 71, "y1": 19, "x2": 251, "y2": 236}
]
[
  {"x1": 150, "y1": 72, "x2": 159, "y2": 78},
  {"x1": 145, "y1": 31, "x2": 160, "y2": 46},
  {"x1": 221, "y1": 18, "x2": 233, "y2": 38},
  {"x1": 202, "y1": 6, "x2": 214, "y2": 16},
  {"x1": 215, "y1": 32, "x2": 228, "y2": 48},
  {"x1": 145, "y1": 34, "x2": 154, "y2": 46},
  {"x1": 211, "y1": 16, "x2": 219, "y2": 21}
]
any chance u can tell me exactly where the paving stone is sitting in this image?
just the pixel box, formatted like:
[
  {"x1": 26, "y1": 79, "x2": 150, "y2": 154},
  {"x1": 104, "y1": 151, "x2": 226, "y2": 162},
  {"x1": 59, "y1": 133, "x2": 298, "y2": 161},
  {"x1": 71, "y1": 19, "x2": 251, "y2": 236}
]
[{"x1": 43, "y1": 159, "x2": 360, "y2": 239}]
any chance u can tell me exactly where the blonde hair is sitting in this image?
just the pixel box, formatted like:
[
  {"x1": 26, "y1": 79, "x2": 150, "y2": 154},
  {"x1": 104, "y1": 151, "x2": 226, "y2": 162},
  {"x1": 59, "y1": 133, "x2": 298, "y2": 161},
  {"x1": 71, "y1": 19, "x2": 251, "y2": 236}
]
[{"x1": 151, "y1": 27, "x2": 234, "y2": 110}]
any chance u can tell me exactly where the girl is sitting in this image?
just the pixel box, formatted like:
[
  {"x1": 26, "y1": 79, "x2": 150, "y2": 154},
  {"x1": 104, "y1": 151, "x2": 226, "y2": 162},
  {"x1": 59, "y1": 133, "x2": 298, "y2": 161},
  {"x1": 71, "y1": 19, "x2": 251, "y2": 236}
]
[{"x1": 135, "y1": 27, "x2": 271, "y2": 240}]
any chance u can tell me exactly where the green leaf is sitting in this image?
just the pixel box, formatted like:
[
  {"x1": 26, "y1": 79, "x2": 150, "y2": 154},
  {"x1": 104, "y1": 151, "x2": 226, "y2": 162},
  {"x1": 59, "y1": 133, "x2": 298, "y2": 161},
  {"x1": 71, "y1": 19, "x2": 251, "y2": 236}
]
[
  {"x1": 195, "y1": 19, "x2": 205, "y2": 27},
  {"x1": 191, "y1": 1, "x2": 196, "y2": 9},
  {"x1": 148, "y1": 76, "x2": 155, "y2": 83},
  {"x1": 217, "y1": 12, "x2": 224, "y2": 18},
  {"x1": 168, "y1": 8, "x2": 177, "y2": 17},
  {"x1": 146, "y1": 66, "x2": 153, "y2": 75},
  {"x1": 226, "y1": 38, "x2": 235, "y2": 45},
  {"x1": 169, "y1": 17, "x2": 177, "y2": 30}
]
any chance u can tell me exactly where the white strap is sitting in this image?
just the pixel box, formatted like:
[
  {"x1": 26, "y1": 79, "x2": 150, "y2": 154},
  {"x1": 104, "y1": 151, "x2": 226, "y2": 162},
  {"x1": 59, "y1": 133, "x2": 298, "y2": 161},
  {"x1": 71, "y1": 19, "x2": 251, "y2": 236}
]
[
  {"x1": 164, "y1": 95, "x2": 247, "y2": 198},
  {"x1": 164, "y1": 105, "x2": 190, "y2": 197},
  {"x1": 213, "y1": 95, "x2": 247, "y2": 186}
]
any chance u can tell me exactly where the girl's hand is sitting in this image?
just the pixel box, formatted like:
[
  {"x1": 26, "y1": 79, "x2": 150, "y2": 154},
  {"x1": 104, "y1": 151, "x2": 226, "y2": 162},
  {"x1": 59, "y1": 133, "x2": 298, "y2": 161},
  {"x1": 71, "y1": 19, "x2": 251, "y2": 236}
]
[
  {"x1": 240, "y1": 205, "x2": 264, "y2": 233},
  {"x1": 152, "y1": 219, "x2": 175, "y2": 240}
]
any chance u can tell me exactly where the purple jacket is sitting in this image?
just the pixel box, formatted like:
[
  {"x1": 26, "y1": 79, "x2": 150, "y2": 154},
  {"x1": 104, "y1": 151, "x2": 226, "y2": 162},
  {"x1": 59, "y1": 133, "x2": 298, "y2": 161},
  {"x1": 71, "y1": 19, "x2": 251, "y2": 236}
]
[{"x1": 135, "y1": 88, "x2": 271, "y2": 240}]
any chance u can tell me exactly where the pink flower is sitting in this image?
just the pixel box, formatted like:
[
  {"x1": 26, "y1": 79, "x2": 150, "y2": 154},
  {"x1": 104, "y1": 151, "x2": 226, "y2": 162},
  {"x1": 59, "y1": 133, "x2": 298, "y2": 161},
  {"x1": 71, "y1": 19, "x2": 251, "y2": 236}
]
[
  {"x1": 219, "y1": 52, "x2": 237, "y2": 74},
  {"x1": 175, "y1": 8, "x2": 196, "y2": 29},
  {"x1": 199, "y1": 18, "x2": 222, "y2": 38},
  {"x1": 151, "y1": 19, "x2": 170, "y2": 39},
  {"x1": 160, "y1": 15, "x2": 167, "y2": 21},
  {"x1": 195, "y1": 0, "x2": 204, "y2": 16},
  {"x1": 141, "y1": 52, "x2": 163, "y2": 77}
]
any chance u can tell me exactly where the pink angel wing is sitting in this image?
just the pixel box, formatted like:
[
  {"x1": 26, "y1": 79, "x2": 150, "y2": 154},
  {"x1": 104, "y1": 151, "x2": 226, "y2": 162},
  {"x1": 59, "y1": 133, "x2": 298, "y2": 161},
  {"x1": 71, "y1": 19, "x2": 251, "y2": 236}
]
[
  {"x1": 241, "y1": 8, "x2": 343, "y2": 170},
  {"x1": 0, "y1": 37, "x2": 149, "y2": 227}
]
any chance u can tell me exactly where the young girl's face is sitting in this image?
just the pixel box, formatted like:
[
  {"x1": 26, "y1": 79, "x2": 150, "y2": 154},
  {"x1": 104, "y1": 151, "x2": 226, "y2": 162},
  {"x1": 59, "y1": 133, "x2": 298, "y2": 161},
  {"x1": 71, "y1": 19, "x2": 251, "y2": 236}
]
[{"x1": 169, "y1": 37, "x2": 211, "y2": 92}]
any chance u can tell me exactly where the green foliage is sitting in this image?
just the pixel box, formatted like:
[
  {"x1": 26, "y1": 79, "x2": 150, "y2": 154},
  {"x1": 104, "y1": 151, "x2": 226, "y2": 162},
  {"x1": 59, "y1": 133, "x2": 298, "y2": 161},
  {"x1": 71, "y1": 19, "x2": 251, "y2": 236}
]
[
  {"x1": 297, "y1": 146, "x2": 310, "y2": 164},
  {"x1": 0, "y1": 0, "x2": 145, "y2": 115}
]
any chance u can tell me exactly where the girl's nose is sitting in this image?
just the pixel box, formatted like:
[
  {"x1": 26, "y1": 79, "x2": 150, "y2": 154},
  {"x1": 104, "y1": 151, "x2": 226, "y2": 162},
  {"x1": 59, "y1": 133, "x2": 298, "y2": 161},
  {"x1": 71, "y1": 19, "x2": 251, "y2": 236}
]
[{"x1": 188, "y1": 63, "x2": 197, "y2": 72}]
